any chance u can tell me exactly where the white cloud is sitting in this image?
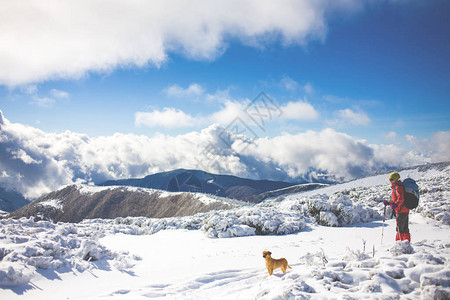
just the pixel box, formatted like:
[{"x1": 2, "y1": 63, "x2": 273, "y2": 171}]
[
  {"x1": 280, "y1": 100, "x2": 319, "y2": 120},
  {"x1": 334, "y1": 108, "x2": 371, "y2": 126},
  {"x1": 22, "y1": 85, "x2": 38, "y2": 95},
  {"x1": 384, "y1": 131, "x2": 397, "y2": 140},
  {"x1": 323, "y1": 95, "x2": 348, "y2": 104},
  {"x1": 10, "y1": 149, "x2": 42, "y2": 165},
  {"x1": 2, "y1": 109, "x2": 442, "y2": 199},
  {"x1": 135, "y1": 108, "x2": 197, "y2": 128},
  {"x1": 245, "y1": 129, "x2": 376, "y2": 179},
  {"x1": 210, "y1": 100, "x2": 249, "y2": 125},
  {"x1": 21, "y1": 85, "x2": 68, "y2": 107},
  {"x1": 303, "y1": 83, "x2": 314, "y2": 94},
  {"x1": 406, "y1": 132, "x2": 450, "y2": 162},
  {"x1": 279, "y1": 77, "x2": 314, "y2": 95},
  {"x1": 133, "y1": 98, "x2": 316, "y2": 130},
  {"x1": 280, "y1": 76, "x2": 300, "y2": 91},
  {"x1": 50, "y1": 89, "x2": 70, "y2": 99},
  {"x1": 30, "y1": 97, "x2": 56, "y2": 108},
  {"x1": 0, "y1": 0, "x2": 364, "y2": 86},
  {"x1": 164, "y1": 83, "x2": 205, "y2": 98}
]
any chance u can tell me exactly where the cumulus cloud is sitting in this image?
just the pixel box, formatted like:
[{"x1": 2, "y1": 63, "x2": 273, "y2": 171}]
[
  {"x1": 280, "y1": 100, "x2": 319, "y2": 120},
  {"x1": 244, "y1": 129, "x2": 376, "y2": 179},
  {"x1": 1, "y1": 110, "x2": 441, "y2": 199},
  {"x1": 333, "y1": 108, "x2": 371, "y2": 126},
  {"x1": 135, "y1": 108, "x2": 198, "y2": 128},
  {"x1": 210, "y1": 100, "x2": 249, "y2": 125},
  {"x1": 0, "y1": 0, "x2": 365, "y2": 86},
  {"x1": 30, "y1": 97, "x2": 56, "y2": 108},
  {"x1": 22, "y1": 85, "x2": 38, "y2": 95},
  {"x1": 384, "y1": 131, "x2": 397, "y2": 140},
  {"x1": 303, "y1": 83, "x2": 314, "y2": 95},
  {"x1": 280, "y1": 76, "x2": 300, "y2": 91},
  {"x1": 135, "y1": 98, "x2": 248, "y2": 130},
  {"x1": 209, "y1": 98, "x2": 318, "y2": 127},
  {"x1": 22, "y1": 85, "x2": 69, "y2": 108},
  {"x1": 406, "y1": 132, "x2": 450, "y2": 163},
  {"x1": 50, "y1": 89, "x2": 70, "y2": 99},
  {"x1": 164, "y1": 83, "x2": 205, "y2": 98},
  {"x1": 279, "y1": 77, "x2": 314, "y2": 95},
  {"x1": 209, "y1": 96, "x2": 318, "y2": 127}
]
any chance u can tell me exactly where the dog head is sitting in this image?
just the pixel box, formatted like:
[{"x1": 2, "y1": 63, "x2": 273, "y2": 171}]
[{"x1": 262, "y1": 251, "x2": 272, "y2": 258}]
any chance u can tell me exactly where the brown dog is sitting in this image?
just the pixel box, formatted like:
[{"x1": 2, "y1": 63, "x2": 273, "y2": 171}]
[{"x1": 262, "y1": 251, "x2": 292, "y2": 275}]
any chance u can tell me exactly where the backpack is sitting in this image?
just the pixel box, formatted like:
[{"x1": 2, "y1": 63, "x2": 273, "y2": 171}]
[{"x1": 402, "y1": 178, "x2": 420, "y2": 209}]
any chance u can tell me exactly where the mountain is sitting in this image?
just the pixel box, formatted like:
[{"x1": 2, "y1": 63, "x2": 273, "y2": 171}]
[
  {"x1": 8, "y1": 185, "x2": 242, "y2": 223},
  {"x1": 100, "y1": 169, "x2": 298, "y2": 202},
  {"x1": 1, "y1": 161, "x2": 449, "y2": 299},
  {"x1": 0, "y1": 186, "x2": 29, "y2": 212},
  {"x1": 6, "y1": 162, "x2": 449, "y2": 224}
]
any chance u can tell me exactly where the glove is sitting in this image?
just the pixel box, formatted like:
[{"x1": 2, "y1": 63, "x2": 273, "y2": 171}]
[
  {"x1": 383, "y1": 201, "x2": 389, "y2": 206},
  {"x1": 390, "y1": 202, "x2": 398, "y2": 210}
]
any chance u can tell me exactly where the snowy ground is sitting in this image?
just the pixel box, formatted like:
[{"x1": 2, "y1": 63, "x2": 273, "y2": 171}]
[
  {"x1": 1, "y1": 215, "x2": 448, "y2": 299},
  {"x1": 0, "y1": 166, "x2": 449, "y2": 299}
]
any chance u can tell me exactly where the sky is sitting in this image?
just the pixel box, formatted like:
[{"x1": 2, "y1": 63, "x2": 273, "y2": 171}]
[{"x1": 0, "y1": 0, "x2": 449, "y2": 198}]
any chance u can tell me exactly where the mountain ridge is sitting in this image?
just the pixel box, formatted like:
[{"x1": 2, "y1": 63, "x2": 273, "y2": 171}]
[
  {"x1": 8, "y1": 184, "x2": 242, "y2": 223},
  {"x1": 99, "y1": 168, "x2": 301, "y2": 202},
  {"x1": 3, "y1": 162, "x2": 449, "y2": 220}
]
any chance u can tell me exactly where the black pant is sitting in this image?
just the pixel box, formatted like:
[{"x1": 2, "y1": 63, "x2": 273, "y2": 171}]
[{"x1": 396, "y1": 213, "x2": 409, "y2": 234}]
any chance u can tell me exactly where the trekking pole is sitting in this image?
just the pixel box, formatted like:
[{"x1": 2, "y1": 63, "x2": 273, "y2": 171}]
[{"x1": 381, "y1": 204, "x2": 386, "y2": 245}]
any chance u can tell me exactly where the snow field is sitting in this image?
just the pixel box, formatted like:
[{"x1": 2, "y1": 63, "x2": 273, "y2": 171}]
[
  {"x1": 0, "y1": 164, "x2": 448, "y2": 299},
  {"x1": 0, "y1": 218, "x2": 139, "y2": 287},
  {"x1": 1, "y1": 214, "x2": 448, "y2": 299},
  {"x1": 90, "y1": 217, "x2": 450, "y2": 299}
]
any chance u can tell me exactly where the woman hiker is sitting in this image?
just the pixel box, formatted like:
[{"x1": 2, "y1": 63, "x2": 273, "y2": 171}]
[{"x1": 384, "y1": 172, "x2": 411, "y2": 243}]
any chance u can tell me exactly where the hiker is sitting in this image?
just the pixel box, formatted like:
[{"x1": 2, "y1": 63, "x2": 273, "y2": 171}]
[{"x1": 383, "y1": 172, "x2": 411, "y2": 243}]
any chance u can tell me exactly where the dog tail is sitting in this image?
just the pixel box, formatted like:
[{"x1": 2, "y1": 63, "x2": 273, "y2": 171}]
[{"x1": 287, "y1": 264, "x2": 292, "y2": 269}]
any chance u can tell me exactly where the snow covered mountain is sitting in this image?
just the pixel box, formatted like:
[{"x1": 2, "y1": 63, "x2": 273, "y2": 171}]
[
  {"x1": 99, "y1": 168, "x2": 300, "y2": 202},
  {"x1": 1, "y1": 162, "x2": 449, "y2": 299},
  {"x1": 7, "y1": 185, "x2": 244, "y2": 223}
]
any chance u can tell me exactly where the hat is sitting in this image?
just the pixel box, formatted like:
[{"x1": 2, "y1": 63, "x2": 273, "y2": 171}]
[{"x1": 389, "y1": 172, "x2": 400, "y2": 181}]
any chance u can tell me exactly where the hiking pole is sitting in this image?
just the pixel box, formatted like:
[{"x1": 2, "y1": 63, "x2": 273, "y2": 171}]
[{"x1": 381, "y1": 204, "x2": 386, "y2": 245}]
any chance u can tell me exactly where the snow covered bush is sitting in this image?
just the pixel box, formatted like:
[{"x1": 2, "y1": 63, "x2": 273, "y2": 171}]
[
  {"x1": 284, "y1": 191, "x2": 380, "y2": 227},
  {"x1": 414, "y1": 173, "x2": 450, "y2": 225},
  {"x1": 301, "y1": 249, "x2": 328, "y2": 267},
  {"x1": 0, "y1": 217, "x2": 139, "y2": 287},
  {"x1": 201, "y1": 207, "x2": 306, "y2": 238},
  {"x1": 319, "y1": 211, "x2": 339, "y2": 227},
  {"x1": 342, "y1": 247, "x2": 371, "y2": 262},
  {"x1": 390, "y1": 240, "x2": 414, "y2": 256},
  {"x1": 0, "y1": 264, "x2": 34, "y2": 287}
]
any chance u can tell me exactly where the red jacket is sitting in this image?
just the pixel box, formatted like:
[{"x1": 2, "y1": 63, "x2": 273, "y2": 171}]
[{"x1": 391, "y1": 180, "x2": 410, "y2": 214}]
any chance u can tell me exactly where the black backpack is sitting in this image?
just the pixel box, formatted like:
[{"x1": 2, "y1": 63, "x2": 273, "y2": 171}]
[{"x1": 402, "y1": 178, "x2": 420, "y2": 209}]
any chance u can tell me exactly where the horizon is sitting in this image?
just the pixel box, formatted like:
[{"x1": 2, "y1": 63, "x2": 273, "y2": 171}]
[
  {"x1": 100, "y1": 161, "x2": 447, "y2": 184},
  {"x1": 1, "y1": 0, "x2": 449, "y2": 198}
]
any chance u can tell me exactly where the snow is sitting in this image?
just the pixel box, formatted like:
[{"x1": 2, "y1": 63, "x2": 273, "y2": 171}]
[
  {"x1": 0, "y1": 165, "x2": 449, "y2": 299},
  {"x1": 76, "y1": 183, "x2": 242, "y2": 207},
  {"x1": 38, "y1": 199, "x2": 64, "y2": 211}
]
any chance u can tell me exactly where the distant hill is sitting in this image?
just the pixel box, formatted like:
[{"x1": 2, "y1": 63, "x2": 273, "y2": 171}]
[
  {"x1": 100, "y1": 169, "x2": 299, "y2": 202},
  {"x1": 8, "y1": 185, "x2": 242, "y2": 223}
]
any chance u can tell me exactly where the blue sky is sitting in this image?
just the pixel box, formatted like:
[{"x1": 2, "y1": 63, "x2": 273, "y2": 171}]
[
  {"x1": 2, "y1": 0, "x2": 449, "y2": 144},
  {"x1": 0, "y1": 0, "x2": 449, "y2": 197}
]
